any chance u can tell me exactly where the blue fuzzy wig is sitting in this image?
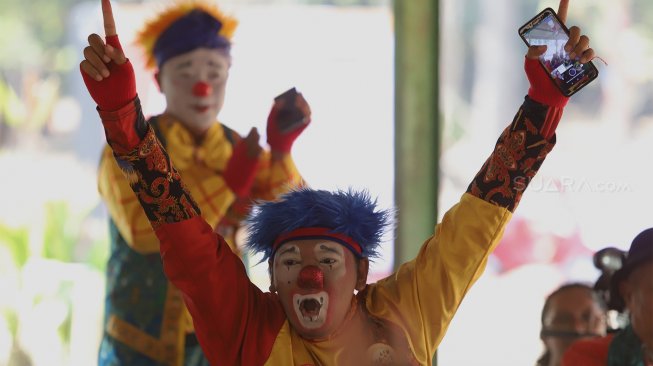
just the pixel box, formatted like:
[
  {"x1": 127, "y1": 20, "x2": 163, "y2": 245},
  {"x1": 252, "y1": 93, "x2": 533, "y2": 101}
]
[{"x1": 245, "y1": 187, "x2": 393, "y2": 261}]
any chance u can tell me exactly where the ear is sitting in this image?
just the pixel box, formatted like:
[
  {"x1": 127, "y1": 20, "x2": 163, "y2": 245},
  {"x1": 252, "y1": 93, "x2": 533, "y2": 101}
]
[
  {"x1": 154, "y1": 70, "x2": 163, "y2": 92},
  {"x1": 355, "y1": 258, "x2": 369, "y2": 291},
  {"x1": 268, "y1": 259, "x2": 276, "y2": 293}
]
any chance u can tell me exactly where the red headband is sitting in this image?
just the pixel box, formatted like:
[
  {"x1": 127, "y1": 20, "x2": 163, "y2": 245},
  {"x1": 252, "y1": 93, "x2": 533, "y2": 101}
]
[{"x1": 272, "y1": 227, "x2": 363, "y2": 256}]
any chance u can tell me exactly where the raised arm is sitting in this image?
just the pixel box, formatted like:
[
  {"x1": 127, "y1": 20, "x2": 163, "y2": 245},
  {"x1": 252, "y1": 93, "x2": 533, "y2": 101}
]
[
  {"x1": 366, "y1": 1, "x2": 597, "y2": 362},
  {"x1": 80, "y1": 1, "x2": 285, "y2": 364},
  {"x1": 469, "y1": 0, "x2": 594, "y2": 207}
]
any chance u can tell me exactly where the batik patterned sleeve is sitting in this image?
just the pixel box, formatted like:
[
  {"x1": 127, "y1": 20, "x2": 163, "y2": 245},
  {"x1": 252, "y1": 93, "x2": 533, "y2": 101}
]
[
  {"x1": 96, "y1": 96, "x2": 200, "y2": 228},
  {"x1": 467, "y1": 95, "x2": 556, "y2": 212}
]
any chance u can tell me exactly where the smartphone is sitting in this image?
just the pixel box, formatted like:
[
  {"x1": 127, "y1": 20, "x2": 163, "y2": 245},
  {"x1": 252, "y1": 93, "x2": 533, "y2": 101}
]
[
  {"x1": 518, "y1": 7, "x2": 598, "y2": 97},
  {"x1": 273, "y1": 87, "x2": 308, "y2": 133}
]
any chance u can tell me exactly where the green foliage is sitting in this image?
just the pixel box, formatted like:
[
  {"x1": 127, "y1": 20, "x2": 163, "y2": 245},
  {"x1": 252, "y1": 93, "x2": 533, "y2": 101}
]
[
  {"x1": 0, "y1": 18, "x2": 42, "y2": 69},
  {"x1": 0, "y1": 77, "x2": 26, "y2": 128},
  {"x1": 0, "y1": 223, "x2": 30, "y2": 268},
  {"x1": 1, "y1": 308, "x2": 18, "y2": 338},
  {"x1": 0, "y1": 200, "x2": 104, "y2": 354},
  {"x1": 56, "y1": 282, "x2": 74, "y2": 344},
  {"x1": 42, "y1": 201, "x2": 78, "y2": 263},
  {"x1": 86, "y1": 234, "x2": 109, "y2": 272},
  {"x1": 0, "y1": 0, "x2": 87, "y2": 71},
  {"x1": 41, "y1": 200, "x2": 109, "y2": 272}
]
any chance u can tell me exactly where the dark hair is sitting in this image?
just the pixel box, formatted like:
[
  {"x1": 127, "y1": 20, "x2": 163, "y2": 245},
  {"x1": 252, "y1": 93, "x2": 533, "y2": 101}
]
[
  {"x1": 539, "y1": 283, "x2": 605, "y2": 325},
  {"x1": 536, "y1": 282, "x2": 606, "y2": 366}
]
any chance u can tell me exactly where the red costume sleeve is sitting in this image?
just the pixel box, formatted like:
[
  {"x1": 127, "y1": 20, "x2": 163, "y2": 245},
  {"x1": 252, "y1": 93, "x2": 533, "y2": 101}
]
[
  {"x1": 157, "y1": 218, "x2": 286, "y2": 365},
  {"x1": 98, "y1": 98, "x2": 287, "y2": 365}
]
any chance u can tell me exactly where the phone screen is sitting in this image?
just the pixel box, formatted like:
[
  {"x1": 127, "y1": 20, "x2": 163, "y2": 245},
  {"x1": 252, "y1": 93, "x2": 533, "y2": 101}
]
[{"x1": 519, "y1": 8, "x2": 598, "y2": 96}]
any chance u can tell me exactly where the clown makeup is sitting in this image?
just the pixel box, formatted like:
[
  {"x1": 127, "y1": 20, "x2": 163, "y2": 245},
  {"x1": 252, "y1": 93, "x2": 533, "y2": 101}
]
[
  {"x1": 157, "y1": 48, "x2": 230, "y2": 138},
  {"x1": 272, "y1": 239, "x2": 362, "y2": 339}
]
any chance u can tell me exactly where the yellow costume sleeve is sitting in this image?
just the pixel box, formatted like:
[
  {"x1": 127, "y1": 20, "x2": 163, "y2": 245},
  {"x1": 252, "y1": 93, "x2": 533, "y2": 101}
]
[{"x1": 365, "y1": 193, "x2": 512, "y2": 365}]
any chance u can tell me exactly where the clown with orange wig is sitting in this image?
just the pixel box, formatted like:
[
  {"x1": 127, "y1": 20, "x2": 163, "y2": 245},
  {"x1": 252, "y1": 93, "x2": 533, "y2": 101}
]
[
  {"x1": 81, "y1": 0, "x2": 599, "y2": 364},
  {"x1": 90, "y1": 1, "x2": 309, "y2": 364}
]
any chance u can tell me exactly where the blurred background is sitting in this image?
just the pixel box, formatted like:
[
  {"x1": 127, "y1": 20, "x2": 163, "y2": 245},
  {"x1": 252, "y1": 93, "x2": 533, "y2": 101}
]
[{"x1": 0, "y1": 0, "x2": 651, "y2": 365}]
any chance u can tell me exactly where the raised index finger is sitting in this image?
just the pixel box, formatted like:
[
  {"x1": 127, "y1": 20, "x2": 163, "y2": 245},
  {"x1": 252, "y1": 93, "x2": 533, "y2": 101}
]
[
  {"x1": 557, "y1": 0, "x2": 569, "y2": 24},
  {"x1": 102, "y1": 0, "x2": 117, "y2": 36}
]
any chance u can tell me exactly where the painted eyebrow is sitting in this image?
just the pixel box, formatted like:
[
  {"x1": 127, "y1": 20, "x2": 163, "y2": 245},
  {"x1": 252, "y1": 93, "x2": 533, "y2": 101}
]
[
  {"x1": 317, "y1": 244, "x2": 342, "y2": 255},
  {"x1": 174, "y1": 60, "x2": 193, "y2": 70},
  {"x1": 278, "y1": 246, "x2": 299, "y2": 256},
  {"x1": 207, "y1": 60, "x2": 226, "y2": 68}
]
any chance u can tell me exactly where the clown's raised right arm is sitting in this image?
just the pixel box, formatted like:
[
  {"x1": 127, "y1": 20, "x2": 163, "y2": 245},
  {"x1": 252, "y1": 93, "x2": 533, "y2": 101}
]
[
  {"x1": 80, "y1": 1, "x2": 285, "y2": 364},
  {"x1": 365, "y1": 66, "x2": 562, "y2": 364},
  {"x1": 364, "y1": 1, "x2": 596, "y2": 363}
]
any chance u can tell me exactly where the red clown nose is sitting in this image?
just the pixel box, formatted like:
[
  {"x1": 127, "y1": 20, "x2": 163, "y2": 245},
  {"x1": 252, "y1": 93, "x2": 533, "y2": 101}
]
[
  {"x1": 297, "y1": 266, "x2": 324, "y2": 290},
  {"x1": 192, "y1": 81, "x2": 212, "y2": 97}
]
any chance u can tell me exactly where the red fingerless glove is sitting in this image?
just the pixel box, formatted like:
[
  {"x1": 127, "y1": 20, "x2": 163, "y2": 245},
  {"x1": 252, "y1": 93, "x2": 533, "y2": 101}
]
[
  {"x1": 525, "y1": 57, "x2": 569, "y2": 139},
  {"x1": 266, "y1": 105, "x2": 309, "y2": 154},
  {"x1": 223, "y1": 140, "x2": 260, "y2": 198},
  {"x1": 525, "y1": 57, "x2": 569, "y2": 108},
  {"x1": 81, "y1": 35, "x2": 136, "y2": 111}
]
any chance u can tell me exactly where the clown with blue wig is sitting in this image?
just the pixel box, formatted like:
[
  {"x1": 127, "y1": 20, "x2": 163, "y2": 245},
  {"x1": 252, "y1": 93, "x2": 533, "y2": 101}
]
[
  {"x1": 90, "y1": 1, "x2": 308, "y2": 365},
  {"x1": 81, "y1": 0, "x2": 598, "y2": 364}
]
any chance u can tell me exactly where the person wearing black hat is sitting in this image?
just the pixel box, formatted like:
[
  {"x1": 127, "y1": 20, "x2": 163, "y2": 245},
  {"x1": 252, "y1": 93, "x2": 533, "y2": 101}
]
[
  {"x1": 87, "y1": 1, "x2": 310, "y2": 365},
  {"x1": 562, "y1": 228, "x2": 653, "y2": 366},
  {"x1": 81, "y1": 0, "x2": 597, "y2": 364}
]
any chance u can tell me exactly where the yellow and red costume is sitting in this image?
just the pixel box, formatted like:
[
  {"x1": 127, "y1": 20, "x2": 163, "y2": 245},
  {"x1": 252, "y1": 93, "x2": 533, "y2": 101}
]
[
  {"x1": 81, "y1": 0, "x2": 570, "y2": 355},
  {"x1": 96, "y1": 89, "x2": 559, "y2": 365}
]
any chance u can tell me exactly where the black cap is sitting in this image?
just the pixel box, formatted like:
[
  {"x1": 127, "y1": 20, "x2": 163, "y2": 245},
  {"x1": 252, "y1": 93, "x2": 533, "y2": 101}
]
[{"x1": 608, "y1": 228, "x2": 653, "y2": 311}]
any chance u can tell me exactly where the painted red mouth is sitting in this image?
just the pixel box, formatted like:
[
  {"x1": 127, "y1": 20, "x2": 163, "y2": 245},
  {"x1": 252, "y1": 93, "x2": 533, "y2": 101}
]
[{"x1": 193, "y1": 105, "x2": 210, "y2": 113}]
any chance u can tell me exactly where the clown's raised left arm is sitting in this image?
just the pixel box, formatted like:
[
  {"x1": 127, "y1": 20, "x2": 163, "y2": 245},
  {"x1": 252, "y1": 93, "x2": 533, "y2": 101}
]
[
  {"x1": 364, "y1": 7, "x2": 596, "y2": 366},
  {"x1": 80, "y1": 1, "x2": 287, "y2": 365}
]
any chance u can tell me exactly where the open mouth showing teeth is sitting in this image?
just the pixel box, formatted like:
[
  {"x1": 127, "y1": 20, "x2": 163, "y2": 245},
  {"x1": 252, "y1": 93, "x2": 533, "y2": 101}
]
[
  {"x1": 293, "y1": 292, "x2": 328, "y2": 327},
  {"x1": 299, "y1": 298, "x2": 323, "y2": 318}
]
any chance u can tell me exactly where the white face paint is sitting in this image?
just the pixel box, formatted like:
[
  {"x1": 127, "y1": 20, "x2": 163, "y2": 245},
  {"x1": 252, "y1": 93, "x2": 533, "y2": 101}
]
[
  {"x1": 158, "y1": 48, "x2": 230, "y2": 137},
  {"x1": 273, "y1": 244, "x2": 301, "y2": 290},
  {"x1": 313, "y1": 242, "x2": 346, "y2": 280},
  {"x1": 272, "y1": 239, "x2": 358, "y2": 339}
]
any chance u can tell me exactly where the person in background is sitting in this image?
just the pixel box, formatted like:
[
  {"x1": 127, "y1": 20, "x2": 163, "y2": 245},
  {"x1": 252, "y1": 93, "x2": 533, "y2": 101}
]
[
  {"x1": 91, "y1": 1, "x2": 309, "y2": 365},
  {"x1": 536, "y1": 283, "x2": 607, "y2": 366},
  {"x1": 80, "y1": 0, "x2": 598, "y2": 364},
  {"x1": 562, "y1": 228, "x2": 653, "y2": 366}
]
